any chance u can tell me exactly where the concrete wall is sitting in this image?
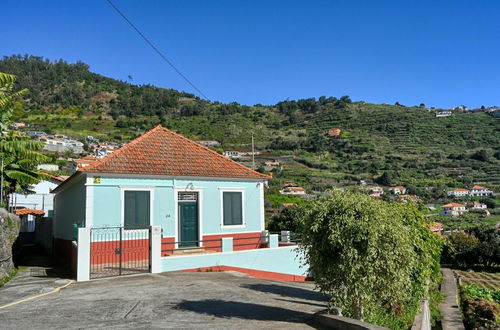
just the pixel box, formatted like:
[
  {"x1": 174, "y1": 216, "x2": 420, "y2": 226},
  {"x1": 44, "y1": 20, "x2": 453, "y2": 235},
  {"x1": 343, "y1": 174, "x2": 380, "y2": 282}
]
[
  {"x1": 53, "y1": 174, "x2": 87, "y2": 240},
  {"x1": 88, "y1": 176, "x2": 265, "y2": 240}
]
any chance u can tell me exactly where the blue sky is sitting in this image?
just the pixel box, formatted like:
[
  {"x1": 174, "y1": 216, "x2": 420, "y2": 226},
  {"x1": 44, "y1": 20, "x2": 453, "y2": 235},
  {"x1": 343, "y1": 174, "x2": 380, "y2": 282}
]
[{"x1": 3, "y1": 0, "x2": 500, "y2": 108}]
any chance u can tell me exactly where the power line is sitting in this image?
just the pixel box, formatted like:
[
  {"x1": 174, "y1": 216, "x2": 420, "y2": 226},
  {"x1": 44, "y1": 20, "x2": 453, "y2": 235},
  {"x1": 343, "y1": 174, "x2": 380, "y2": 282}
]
[{"x1": 105, "y1": 0, "x2": 209, "y2": 100}]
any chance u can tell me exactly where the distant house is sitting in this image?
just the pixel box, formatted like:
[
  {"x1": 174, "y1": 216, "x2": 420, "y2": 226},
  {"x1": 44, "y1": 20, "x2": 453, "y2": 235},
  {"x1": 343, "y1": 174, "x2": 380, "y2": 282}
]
[
  {"x1": 469, "y1": 185, "x2": 493, "y2": 197},
  {"x1": 469, "y1": 201, "x2": 487, "y2": 210},
  {"x1": 397, "y1": 195, "x2": 419, "y2": 203},
  {"x1": 197, "y1": 141, "x2": 221, "y2": 148},
  {"x1": 37, "y1": 164, "x2": 59, "y2": 172},
  {"x1": 447, "y1": 188, "x2": 469, "y2": 197},
  {"x1": 11, "y1": 175, "x2": 65, "y2": 217},
  {"x1": 26, "y1": 131, "x2": 47, "y2": 137},
  {"x1": 327, "y1": 128, "x2": 342, "y2": 137},
  {"x1": 223, "y1": 151, "x2": 241, "y2": 159},
  {"x1": 388, "y1": 186, "x2": 406, "y2": 195},
  {"x1": 440, "y1": 203, "x2": 468, "y2": 217},
  {"x1": 11, "y1": 122, "x2": 26, "y2": 129},
  {"x1": 280, "y1": 203, "x2": 296, "y2": 210},
  {"x1": 71, "y1": 156, "x2": 99, "y2": 173},
  {"x1": 263, "y1": 161, "x2": 281, "y2": 172},
  {"x1": 39, "y1": 135, "x2": 84, "y2": 154},
  {"x1": 93, "y1": 144, "x2": 117, "y2": 158},
  {"x1": 280, "y1": 187, "x2": 306, "y2": 195},
  {"x1": 428, "y1": 222, "x2": 443, "y2": 234},
  {"x1": 368, "y1": 186, "x2": 384, "y2": 198},
  {"x1": 435, "y1": 110, "x2": 452, "y2": 118}
]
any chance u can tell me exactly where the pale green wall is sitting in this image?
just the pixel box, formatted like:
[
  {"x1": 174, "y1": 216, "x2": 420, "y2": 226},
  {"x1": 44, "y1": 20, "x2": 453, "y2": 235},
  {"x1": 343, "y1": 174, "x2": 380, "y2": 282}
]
[
  {"x1": 161, "y1": 246, "x2": 308, "y2": 277},
  {"x1": 53, "y1": 174, "x2": 87, "y2": 240},
  {"x1": 90, "y1": 176, "x2": 264, "y2": 237}
]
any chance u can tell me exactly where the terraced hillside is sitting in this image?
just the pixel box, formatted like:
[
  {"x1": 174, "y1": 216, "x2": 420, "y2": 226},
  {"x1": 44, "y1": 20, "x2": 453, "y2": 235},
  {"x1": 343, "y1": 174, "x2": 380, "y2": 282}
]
[{"x1": 1, "y1": 55, "x2": 499, "y2": 192}]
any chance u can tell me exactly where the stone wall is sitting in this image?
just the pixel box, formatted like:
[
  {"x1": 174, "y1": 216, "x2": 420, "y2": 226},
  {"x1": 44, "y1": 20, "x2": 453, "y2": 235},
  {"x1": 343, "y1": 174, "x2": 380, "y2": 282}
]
[{"x1": 0, "y1": 208, "x2": 20, "y2": 281}]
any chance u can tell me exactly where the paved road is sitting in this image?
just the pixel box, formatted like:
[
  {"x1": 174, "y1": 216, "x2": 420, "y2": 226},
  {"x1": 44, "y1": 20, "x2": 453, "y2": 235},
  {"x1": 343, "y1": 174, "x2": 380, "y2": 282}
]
[{"x1": 0, "y1": 270, "x2": 328, "y2": 329}]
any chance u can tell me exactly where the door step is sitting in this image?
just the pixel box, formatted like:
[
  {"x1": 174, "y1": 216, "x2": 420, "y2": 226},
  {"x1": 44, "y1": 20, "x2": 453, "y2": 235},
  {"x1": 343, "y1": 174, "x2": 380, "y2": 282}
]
[{"x1": 172, "y1": 247, "x2": 216, "y2": 255}]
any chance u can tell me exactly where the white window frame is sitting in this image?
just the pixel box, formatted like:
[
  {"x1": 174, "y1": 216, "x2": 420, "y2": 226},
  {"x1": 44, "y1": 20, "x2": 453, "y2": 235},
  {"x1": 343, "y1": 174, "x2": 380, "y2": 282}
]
[
  {"x1": 120, "y1": 186, "x2": 155, "y2": 232},
  {"x1": 219, "y1": 188, "x2": 246, "y2": 229}
]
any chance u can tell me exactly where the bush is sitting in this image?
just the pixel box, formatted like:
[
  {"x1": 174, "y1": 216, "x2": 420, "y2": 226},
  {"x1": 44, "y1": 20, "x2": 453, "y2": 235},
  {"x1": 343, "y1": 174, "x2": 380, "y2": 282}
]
[
  {"x1": 297, "y1": 190, "x2": 441, "y2": 328},
  {"x1": 442, "y1": 232, "x2": 480, "y2": 267}
]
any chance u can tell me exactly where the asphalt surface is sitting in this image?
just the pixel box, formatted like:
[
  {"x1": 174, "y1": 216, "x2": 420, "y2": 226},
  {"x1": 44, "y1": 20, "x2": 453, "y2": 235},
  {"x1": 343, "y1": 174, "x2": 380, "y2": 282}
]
[{"x1": 0, "y1": 270, "x2": 328, "y2": 329}]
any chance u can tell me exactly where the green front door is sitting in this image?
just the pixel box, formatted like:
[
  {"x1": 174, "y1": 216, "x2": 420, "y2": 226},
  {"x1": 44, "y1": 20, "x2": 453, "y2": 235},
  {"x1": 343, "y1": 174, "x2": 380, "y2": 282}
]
[{"x1": 179, "y1": 202, "x2": 198, "y2": 247}]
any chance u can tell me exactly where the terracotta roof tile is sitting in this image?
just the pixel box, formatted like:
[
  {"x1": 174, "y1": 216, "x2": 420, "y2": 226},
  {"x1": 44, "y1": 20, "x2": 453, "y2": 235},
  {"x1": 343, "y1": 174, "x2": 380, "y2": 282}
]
[
  {"x1": 80, "y1": 125, "x2": 270, "y2": 179},
  {"x1": 15, "y1": 208, "x2": 45, "y2": 215},
  {"x1": 442, "y1": 203, "x2": 465, "y2": 208}
]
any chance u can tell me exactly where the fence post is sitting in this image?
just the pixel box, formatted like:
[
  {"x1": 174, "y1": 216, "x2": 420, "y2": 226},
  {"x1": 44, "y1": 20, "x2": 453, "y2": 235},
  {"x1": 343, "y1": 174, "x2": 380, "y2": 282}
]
[
  {"x1": 281, "y1": 231, "x2": 291, "y2": 243},
  {"x1": 221, "y1": 237, "x2": 233, "y2": 252},
  {"x1": 77, "y1": 227, "x2": 91, "y2": 282},
  {"x1": 269, "y1": 234, "x2": 279, "y2": 248},
  {"x1": 150, "y1": 226, "x2": 162, "y2": 273},
  {"x1": 261, "y1": 230, "x2": 269, "y2": 244}
]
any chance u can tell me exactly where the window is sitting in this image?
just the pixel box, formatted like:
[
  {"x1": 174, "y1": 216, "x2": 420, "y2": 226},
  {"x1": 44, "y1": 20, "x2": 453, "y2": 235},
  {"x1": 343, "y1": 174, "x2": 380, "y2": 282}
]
[
  {"x1": 223, "y1": 191, "x2": 243, "y2": 226},
  {"x1": 124, "y1": 191, "x2": 150, "y2": 229}
]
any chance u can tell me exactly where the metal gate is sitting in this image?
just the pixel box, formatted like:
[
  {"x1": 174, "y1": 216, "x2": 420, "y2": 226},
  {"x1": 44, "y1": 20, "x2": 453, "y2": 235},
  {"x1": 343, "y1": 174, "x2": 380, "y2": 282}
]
[{"x1": 90, "y1": 227, "x2": 151, "y2": 279}]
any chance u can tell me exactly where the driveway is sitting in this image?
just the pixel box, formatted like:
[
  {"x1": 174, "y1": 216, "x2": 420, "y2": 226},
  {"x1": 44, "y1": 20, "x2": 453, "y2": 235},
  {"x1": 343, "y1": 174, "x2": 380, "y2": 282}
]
[{"x1": 0, "y1": 270, "x2": 328, "y2": 329}]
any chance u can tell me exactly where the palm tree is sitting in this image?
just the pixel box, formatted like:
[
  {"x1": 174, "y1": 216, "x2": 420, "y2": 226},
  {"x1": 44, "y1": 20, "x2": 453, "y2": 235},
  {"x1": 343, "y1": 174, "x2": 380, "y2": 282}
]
[
  {"x1": 0, "y1": 72, "x2": 28, "y2": 131},
  {"x1": 0, "y1": 72, "x2": 47, "y2": 205}
]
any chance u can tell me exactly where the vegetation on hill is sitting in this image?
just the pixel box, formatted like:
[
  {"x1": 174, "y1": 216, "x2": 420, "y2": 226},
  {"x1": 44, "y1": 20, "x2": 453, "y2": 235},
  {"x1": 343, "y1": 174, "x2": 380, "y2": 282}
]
[{"x1": 1, "y1": 55, "x2": 499, "y2": 193}]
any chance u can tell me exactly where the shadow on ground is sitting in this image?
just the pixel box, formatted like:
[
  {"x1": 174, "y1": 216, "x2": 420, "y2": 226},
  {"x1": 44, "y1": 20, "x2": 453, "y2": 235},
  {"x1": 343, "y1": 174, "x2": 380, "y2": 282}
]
[
  {"x1": 13, "y1": 243, "x2": 72, "y2": 279},
  {"x1": 240, "y1": 283, "x2": 328, "y2": 302},
  {"x1": 175, "y1": 299, "x2": 315, "y2": 323}
]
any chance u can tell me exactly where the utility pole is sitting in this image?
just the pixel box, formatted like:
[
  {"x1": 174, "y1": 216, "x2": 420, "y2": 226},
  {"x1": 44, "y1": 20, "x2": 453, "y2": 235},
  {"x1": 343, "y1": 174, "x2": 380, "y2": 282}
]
[{"x1": 251, "y1": 133, "x2": 255, "y2": 170}]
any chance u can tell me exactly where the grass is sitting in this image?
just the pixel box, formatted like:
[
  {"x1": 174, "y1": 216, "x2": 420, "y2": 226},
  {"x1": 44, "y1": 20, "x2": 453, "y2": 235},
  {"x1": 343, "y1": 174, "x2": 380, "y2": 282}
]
[{"x1": 0, "y1": 268, "x2": 18, "y2": 288}]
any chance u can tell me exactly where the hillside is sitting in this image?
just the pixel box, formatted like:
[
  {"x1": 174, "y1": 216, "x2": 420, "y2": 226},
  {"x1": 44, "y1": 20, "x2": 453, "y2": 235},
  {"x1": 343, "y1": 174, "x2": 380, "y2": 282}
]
[{"x1": 1, "y1": 55, "x2": 499, "y2": 194}]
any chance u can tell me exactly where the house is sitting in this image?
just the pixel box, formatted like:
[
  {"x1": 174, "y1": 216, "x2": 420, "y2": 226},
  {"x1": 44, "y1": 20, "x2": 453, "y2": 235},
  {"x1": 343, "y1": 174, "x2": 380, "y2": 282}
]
[
  {"x1": 469, "y1": 185, "x2": 493, "y2": 197},
  {"x1": 11, "y1": 122, "x2": 26, "y2": 129},
  {"x1": 327, "y1": 128, "x2": 342, "y2": 137},
  {"x1": 435, "y1": 110, "x2": 452, "y2": 117},
  {"x1": 367, "y1": 186, "x2": 384, "y2": 198},
  {"x1": 93, "y1": 144, "x2": 117, "y2": 158},
  {"x1": 14, "y1": 208, "x2": 45, "y2": 244},
  {"x1": 26, "y1": 131, "x2": 47, "y2": 137},
  {"x1": 280, "y1": 203, "x2": 296, "y2": 210},
  {"x1": 11, "y1": 175, "x2": 65, "y2": 217},
  {"x1": 223, "y1": 151, "x2": 241, "y2": 159},
  {"x1": 37, "y1": 164, "x2": 60, "y2": 172},
  {"x1": 280, "y1": 187, "x2": 306, "y2": 195},
  {"x1": 428, "y1": 222, "x2": 443, "y2": 235},
  {"x1": 388, "y1": 186, "x2": 406, "y2": 195},
  {"x1": 469, "y1": 201, "x2": 487, "y2": 210},
  {"x1": 197, "y1": 141, "x2": 221, "y2": 148},
  {"x1": 39, "y1": 135, "x2": 84, "y2": 154},
  {"x1": 440, "y1": 203, "x2": 468, "y2": 217},
  {"x1": 71, "y1": 156, "x2": 99, "y2": 173},
  {"x1": 396, "y1": 194, "x2": 419, "y2": 203},
  {"x1": 53, "y1": 126, "x2": 273, "y2": 277},
  {"x1": 447, "y1": 188, "x2": 469, "y2": 197},
  {"x1": 263, "y1": 161, "x2": 281, "y2": 172}
]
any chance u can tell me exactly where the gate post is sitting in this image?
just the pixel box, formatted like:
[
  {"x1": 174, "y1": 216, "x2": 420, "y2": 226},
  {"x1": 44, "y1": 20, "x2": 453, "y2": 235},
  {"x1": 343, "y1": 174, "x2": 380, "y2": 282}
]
[
  {"x1": 77, "y1": 227, "x2": 91, "y2": 282},
  {"x1": 150, "y1": 226, "x2": 162, "y2": 273}
]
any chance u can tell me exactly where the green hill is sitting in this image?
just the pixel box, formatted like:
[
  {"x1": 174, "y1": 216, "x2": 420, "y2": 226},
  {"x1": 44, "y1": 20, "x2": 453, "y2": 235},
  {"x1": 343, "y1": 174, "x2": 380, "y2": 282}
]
[{"x1": 1, "y1": 55, "x2": 499, "y2": 193}]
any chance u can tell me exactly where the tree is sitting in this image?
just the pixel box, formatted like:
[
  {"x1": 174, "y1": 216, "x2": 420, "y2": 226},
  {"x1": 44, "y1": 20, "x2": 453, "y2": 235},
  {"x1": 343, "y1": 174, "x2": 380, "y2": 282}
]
[
  {"x1": 375, "y1": 171, "x2": 395, "y2": 186},
  {"x1": 0, "y1": 72, "x2": 27, "y2": 130},
  {"x1": 297, "y1": 190, "x2": 441, "y2": 325},
  {"x1": 0, "y1": 72, "x2": 48, "y2": 204}
]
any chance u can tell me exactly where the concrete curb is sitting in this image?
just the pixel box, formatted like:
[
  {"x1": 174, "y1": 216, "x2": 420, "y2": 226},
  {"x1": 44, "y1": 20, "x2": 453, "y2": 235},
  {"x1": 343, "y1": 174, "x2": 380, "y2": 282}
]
[{"x1": 312, "y1": 310, "x2": 388, "y2": 330}]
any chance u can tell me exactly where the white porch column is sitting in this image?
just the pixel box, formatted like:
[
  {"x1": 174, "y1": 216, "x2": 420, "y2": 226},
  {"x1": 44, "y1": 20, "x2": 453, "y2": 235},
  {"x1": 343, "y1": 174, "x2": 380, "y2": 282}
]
[
  {"x1": 221, "y1": 237, "x2": 233, "y2": 252},
  {"x1": 269, "y1": 234, "x2": 279, "y2": 248},
  {"x1": 150, "y1": 226, "x2": 162, "y2": 273},
  {"x1": 77, "y1": 227, "x2": 91, "y2": 282}
]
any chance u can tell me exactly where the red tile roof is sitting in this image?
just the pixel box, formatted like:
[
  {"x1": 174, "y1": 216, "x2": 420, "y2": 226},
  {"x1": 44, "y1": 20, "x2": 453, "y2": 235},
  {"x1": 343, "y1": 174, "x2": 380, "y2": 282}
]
[
  {"x1": 471, "y1": 185, "x2": 486, "y2": 190},
  {"x1": 15, "y1": 208, "x2": 45, "y2": 215},
  {"x1": 442, "y1": 203, "x2": 465, "y2": 208},
  {"x1": 80, "y1": 125, "x2": 270, "y2": 179}
]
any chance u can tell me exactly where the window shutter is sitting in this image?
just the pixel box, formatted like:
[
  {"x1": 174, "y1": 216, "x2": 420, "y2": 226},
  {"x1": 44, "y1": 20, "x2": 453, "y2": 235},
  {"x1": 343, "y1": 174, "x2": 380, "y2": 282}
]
[
  {"x1": 124, "y1": 191, "x2": 150, "y2": 229},
  {"x1": 223, "y1": 192, "x2": 242, "y2": 225}
]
